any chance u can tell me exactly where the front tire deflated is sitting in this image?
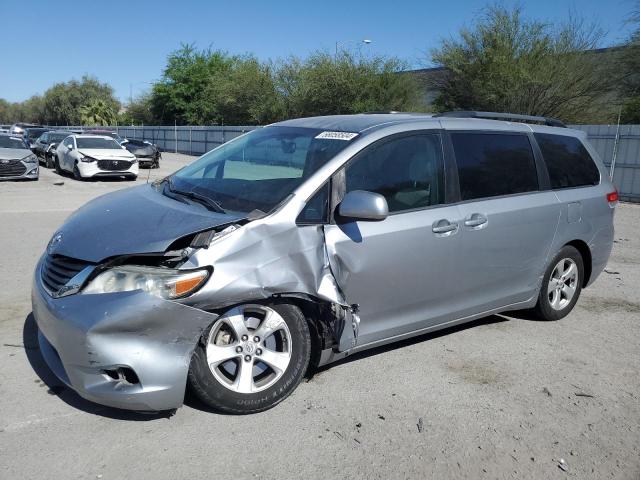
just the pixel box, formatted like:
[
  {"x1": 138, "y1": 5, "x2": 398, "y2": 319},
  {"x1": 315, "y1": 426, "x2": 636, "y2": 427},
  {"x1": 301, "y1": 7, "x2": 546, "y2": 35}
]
[{"x1": 188, "y1": 303, "x2": 311, "y2": 414}]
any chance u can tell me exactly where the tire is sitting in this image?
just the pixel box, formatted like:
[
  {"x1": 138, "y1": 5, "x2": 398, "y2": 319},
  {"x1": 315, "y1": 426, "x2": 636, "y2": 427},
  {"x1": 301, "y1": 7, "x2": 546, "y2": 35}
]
[
  {"x1": 45, "y1": 154, "x2": 55, "y2": 169},
  {"x1": 532, "y1": 245, "x2": 584, "y2": 321},
  {"x1": 73, "y1": 164, "x2": 83, "y2": 181},
  {"x1": 188, "y1": 302, "x2": 311, "y2": 414}
]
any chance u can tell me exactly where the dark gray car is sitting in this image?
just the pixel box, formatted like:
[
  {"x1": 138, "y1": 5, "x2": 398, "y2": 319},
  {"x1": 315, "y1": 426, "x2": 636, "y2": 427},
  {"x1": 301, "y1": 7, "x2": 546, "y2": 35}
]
[
  {"x1": 32, "y1": 131, "x2": 71, "y2": 168},
  {"x1": 31, "y1": 112, "x2": 616, "y2": 413},
  {"x1": 0, "y1": 133, "x2": 39, "y2": 180}
]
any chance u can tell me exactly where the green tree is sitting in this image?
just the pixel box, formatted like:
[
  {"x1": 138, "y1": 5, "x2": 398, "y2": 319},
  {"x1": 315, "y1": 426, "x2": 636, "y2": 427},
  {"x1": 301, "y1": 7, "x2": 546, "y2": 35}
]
[
  {"x1": 620, "y1": 1, "x2": 640, "y2": 123},
  {"x1": 118, "y1": 94, "x2": 156, "y2": 125},
  {"x1": 148, "y1": 44, "x2": 423, "y2": 125},
  {"x1": 42, "y1": 76, "x2": 120, "y2": 125},
  {"x1": 277, "y1": 51, "x2": 423, "y2": 118},
  {"x1": 150, "y1": 44, "x2": 234, "y2": 124},
  {"x1": 429, "y1": 5, "x2": 615, "y2": 123},
  {"x1": 79, "y1": 99, "x2": 116, "y2": 126},
  {"x1": 206, "y1": 56, "x2": 284, "y2": 124}
]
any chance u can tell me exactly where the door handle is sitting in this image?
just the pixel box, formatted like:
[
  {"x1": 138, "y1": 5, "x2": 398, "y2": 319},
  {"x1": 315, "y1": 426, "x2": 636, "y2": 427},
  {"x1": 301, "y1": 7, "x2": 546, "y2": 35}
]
[
  {"x1": 464, "y1": 213, "x2": 488, "y2": 228},
  {"x1": 432, "y1": 219, "x2": 458, "y2": 234}
]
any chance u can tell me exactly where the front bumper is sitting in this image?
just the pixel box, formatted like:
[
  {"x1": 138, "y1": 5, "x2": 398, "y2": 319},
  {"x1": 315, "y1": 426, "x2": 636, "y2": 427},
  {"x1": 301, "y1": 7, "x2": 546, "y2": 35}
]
[
  {"x1": 77, "y1": 160, "x2": 139, "y2": 179},
  {"x1": 31, "y1": 256, "x2": 218, "y2": 411},
  {"x1": 0, "y1": 161, "x2": 38, "y2": 180},
  {"x1": 136, "y1": 155, "x2": 158, "y2": 167}
]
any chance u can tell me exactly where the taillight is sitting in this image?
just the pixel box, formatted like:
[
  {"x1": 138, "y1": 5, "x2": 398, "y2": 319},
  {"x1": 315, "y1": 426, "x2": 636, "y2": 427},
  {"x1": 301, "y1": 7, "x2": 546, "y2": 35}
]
[{"x1": 606, "y1": 190, "x2": 619, "y2": 205}]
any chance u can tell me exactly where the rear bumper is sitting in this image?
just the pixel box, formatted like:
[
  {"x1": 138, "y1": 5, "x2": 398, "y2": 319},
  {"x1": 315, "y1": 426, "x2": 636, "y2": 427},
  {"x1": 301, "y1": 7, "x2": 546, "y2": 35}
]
[
  {"x1": 587, "y1": 222, "x2": 614, "y2": 287},
  {"x1": 31, "y1": 256, "x2": 218, "y2": 411}
]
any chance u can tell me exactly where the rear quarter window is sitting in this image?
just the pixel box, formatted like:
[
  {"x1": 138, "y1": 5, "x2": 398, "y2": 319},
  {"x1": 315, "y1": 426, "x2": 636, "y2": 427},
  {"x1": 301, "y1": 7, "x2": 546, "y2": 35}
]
[
  {"x1": 450, "y1": 132, "x2": 539, "y2": 201},
  {"x1": 534, "y1": 133, "x2": 600, "y2": 189}
]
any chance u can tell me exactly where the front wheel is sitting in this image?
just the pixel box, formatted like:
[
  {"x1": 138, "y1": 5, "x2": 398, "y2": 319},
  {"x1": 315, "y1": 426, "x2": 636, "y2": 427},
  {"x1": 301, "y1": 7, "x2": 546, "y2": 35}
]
[
  {"x1": 54, "y1": 157, "x2": 62, "y2": 175},
  {"x1": 46, "y1": 154, "x2": 55, "y2": 169},
  {"x1": 188, "y1": 303, "x2": 311, "y2": 414},
  {"x1": 73, "y1": 165, "x2": 83, "y2": 181},
  {"x1": 532, "y1": 246, "x2": 584, "y2": 321}
]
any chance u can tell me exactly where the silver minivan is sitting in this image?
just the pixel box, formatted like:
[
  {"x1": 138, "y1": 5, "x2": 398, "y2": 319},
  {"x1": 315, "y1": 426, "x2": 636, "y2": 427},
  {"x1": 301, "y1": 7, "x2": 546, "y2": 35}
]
[{"x1": 32, "y1": 112, "x2": 617, "y2": 413}]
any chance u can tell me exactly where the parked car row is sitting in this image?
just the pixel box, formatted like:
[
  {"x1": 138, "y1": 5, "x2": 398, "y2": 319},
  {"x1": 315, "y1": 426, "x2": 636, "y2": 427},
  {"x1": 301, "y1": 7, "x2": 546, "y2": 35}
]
[{"x1": 0, "y1": 123, "x2": 161, "y2": 181}]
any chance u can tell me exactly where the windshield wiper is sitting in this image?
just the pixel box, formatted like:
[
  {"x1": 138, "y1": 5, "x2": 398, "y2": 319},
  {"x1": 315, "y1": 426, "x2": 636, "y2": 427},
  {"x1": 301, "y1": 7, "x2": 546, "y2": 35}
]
[{"x1": 166, "y1": 177, "x2": 226, "y2": 214}]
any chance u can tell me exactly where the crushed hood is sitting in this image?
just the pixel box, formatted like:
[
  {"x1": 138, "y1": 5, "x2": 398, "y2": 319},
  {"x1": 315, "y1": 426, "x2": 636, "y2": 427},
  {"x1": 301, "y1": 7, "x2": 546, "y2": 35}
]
[
  {"x1": 78, "y1": 149, "x2": 136, "y2": 161},
  {"x1": 52, "y1": 184, "x2": 242, "y2": 262}
]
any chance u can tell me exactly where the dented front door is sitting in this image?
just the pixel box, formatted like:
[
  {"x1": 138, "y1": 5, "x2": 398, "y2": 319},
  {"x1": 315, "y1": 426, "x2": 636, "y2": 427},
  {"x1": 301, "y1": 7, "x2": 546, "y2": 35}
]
[
  {"x1": 324, "y1": 204, "x2": 463, "y2": 347},
  {"x1": 323, "y1": 132, "x2": 464, "y2": 348}
]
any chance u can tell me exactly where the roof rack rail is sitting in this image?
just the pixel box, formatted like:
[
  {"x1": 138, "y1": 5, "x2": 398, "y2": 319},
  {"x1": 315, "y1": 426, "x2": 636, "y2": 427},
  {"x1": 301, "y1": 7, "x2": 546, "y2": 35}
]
[{"x1": 434, "y1": 111, "x2": 566, "y2": 128}]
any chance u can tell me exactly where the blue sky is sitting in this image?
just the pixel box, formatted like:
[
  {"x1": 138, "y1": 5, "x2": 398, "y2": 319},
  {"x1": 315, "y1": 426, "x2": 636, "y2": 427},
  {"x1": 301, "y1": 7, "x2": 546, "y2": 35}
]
[{"x1": 1, "y1": 0, "x2": 635, "y2": 103}]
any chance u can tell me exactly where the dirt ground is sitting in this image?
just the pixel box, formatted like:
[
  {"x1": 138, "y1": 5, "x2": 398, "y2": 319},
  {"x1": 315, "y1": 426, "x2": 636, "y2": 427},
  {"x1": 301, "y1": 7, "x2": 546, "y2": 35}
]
[{"x1": 0, "y1": 155, "x2": 638, "y2": 479}]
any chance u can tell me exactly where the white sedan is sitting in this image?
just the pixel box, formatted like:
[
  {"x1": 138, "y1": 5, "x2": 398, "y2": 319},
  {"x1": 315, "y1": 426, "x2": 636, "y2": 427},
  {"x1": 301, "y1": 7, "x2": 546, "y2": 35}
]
[{"x1": 55, "y1": 135, "x2": 138, "y2": 180}]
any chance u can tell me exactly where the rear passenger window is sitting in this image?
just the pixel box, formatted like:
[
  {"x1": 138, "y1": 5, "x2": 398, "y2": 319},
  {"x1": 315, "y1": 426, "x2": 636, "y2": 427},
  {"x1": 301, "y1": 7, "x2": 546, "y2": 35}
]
[
  {"x1": 345, "y1": 133, "x2": 444, "y2": 213},
  {"x1": 534, "y1": 133, "x2": 600, "y2": 189},
  {"x1": 451, "y1": 133, "x2": 538, "y2": 201}
]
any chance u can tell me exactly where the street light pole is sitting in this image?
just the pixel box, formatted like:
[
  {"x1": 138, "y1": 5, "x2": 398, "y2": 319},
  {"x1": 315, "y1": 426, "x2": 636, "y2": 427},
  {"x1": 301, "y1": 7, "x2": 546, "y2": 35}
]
[{"x1": 335, "y1": 39, "x2": 372, "y2": 60}]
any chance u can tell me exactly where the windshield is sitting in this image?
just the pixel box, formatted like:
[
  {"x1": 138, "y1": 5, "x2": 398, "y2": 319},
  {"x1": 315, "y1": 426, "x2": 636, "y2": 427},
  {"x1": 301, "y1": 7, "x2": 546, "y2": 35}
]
[
  {"x1": 27, "y1": 129, "x2": 47, "y2": 140},
  {"x1": 76, "y1": 137, "x2": 122, "y2": 149},
  {"x1": 87, "y1": 131, "x2": 122, "y2": 142},
  {"x1": 49, "y1": 133, "x2": 69, "y2": 143},
  {"x1": 0, "y1": 136, "x2": 27, "y2": 149},
  {"x1": 171, "y1": 126, "x2": 355, "y2": 214}
]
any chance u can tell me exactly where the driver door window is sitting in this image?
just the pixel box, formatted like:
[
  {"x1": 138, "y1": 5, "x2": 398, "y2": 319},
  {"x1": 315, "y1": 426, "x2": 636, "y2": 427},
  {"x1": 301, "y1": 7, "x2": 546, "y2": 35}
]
[{"x1": 344, "y1": 133, "x2": 444, "y2": 213}]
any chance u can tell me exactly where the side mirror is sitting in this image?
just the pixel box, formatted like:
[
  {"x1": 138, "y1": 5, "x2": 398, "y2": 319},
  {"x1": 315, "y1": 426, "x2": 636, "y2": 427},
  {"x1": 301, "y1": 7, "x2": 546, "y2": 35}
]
[
  {"x1": 338, "y1": 190, "x2": 388, "y2": 221},
  {"x1": 68, "y1": 144, "x2": 74, "y2": 150}
]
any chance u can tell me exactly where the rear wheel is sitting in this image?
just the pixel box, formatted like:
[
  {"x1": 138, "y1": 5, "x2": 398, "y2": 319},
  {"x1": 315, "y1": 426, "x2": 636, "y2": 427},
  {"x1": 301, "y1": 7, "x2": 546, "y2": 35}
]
[
  {"x1": 533, "y1": 246, "x2": 584, "y2": 321},
  {"x1": 188, "y1": 303, "x2": 311, "y2": 414}
]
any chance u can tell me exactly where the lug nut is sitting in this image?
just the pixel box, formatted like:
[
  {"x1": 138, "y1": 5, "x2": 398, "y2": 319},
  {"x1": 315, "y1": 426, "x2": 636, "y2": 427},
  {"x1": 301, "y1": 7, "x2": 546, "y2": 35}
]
[
  {"x1": 253, "y1": 336, "x2": 260, "y2": 343},
  {"x1": 235, "y1": 346, "x2": 242, "y2": 353},
  {"x1": 244, "y1": 355, "x2": 251, "y2": 362},
  {"x1": 241, "y1": 334, "x2": 248, "y2": 341},
  {"x1": 256, "y1": 348, "x2": 262, "y2": 356}
]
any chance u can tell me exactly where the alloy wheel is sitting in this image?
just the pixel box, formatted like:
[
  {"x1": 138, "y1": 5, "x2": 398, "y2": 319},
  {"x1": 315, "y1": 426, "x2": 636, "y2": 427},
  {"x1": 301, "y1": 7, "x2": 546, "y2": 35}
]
[
  {"x1": 206, "y1": 305, "x2": 293, "y2": 394},
  {"x1": 547, "y1": 258, "x2": 579, "y2": 310}
]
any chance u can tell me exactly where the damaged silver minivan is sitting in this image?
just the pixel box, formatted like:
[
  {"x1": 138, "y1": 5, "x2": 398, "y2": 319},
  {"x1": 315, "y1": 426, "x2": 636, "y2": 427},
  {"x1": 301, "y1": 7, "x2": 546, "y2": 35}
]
[{"x1": 32, "y1": 112, "x2": 617, "y2": 413}]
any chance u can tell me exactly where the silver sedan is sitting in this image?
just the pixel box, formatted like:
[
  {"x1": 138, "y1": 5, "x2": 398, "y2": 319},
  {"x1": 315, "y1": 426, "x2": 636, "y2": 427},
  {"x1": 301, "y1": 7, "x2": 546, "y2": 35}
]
[{"x1": 0, "y1": 133, "x2": 39, "y2": 180}]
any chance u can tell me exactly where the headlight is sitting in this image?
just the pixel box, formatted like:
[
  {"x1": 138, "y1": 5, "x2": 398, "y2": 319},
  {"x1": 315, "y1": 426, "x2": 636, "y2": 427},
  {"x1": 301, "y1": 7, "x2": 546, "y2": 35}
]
[
  {"x1": 80, "y1": 155, "x2": 96, "y2": 163},
  {"x1": 82, "y1": 265, "x2": 209, "y2": 299},
  {"x1": 23, "y1": 154, "x2": 38, "y2": 163},
  {"x1": 131, "y1": 158, "x2": 138, "y2": 163}
]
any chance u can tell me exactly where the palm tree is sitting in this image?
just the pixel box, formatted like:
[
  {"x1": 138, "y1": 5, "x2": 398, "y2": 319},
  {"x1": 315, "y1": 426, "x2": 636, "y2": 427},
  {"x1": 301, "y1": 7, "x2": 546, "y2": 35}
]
[{"x1": 79, "y1": 99, "x2": 116, "y2": 126}]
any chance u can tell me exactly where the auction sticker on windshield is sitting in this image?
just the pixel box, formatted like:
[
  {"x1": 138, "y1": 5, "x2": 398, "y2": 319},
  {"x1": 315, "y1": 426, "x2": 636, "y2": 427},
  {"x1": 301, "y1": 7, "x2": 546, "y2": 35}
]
[{"x1": 315, "y1": 131, "x2": 358, "y2": 140}]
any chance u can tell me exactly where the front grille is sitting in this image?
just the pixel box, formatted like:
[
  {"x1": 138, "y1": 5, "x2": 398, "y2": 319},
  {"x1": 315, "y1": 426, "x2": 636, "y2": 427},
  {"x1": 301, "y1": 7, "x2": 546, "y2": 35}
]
[
  {"x1": 0, "y1": 160, "x2": 26, "y2": 177},
  {"x1": 97, "y1": 159, "x2": 132, "y2": 171},
  {"x1": 41, "y1": 255, "x2": 91, "y2": 294}
]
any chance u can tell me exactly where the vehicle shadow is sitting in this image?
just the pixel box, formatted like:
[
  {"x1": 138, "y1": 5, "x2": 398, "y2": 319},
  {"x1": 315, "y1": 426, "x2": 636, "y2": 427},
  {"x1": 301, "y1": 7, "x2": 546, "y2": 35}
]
[
  {"x1": 312, "y1": 314, "x2": 510, "y2": 374},
  {"x1": 185, "y1": 313, "x2": 512, "y2": 414},
  {"x1": 22, "y1": 313, "x2": 172, "y2": 421}
]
